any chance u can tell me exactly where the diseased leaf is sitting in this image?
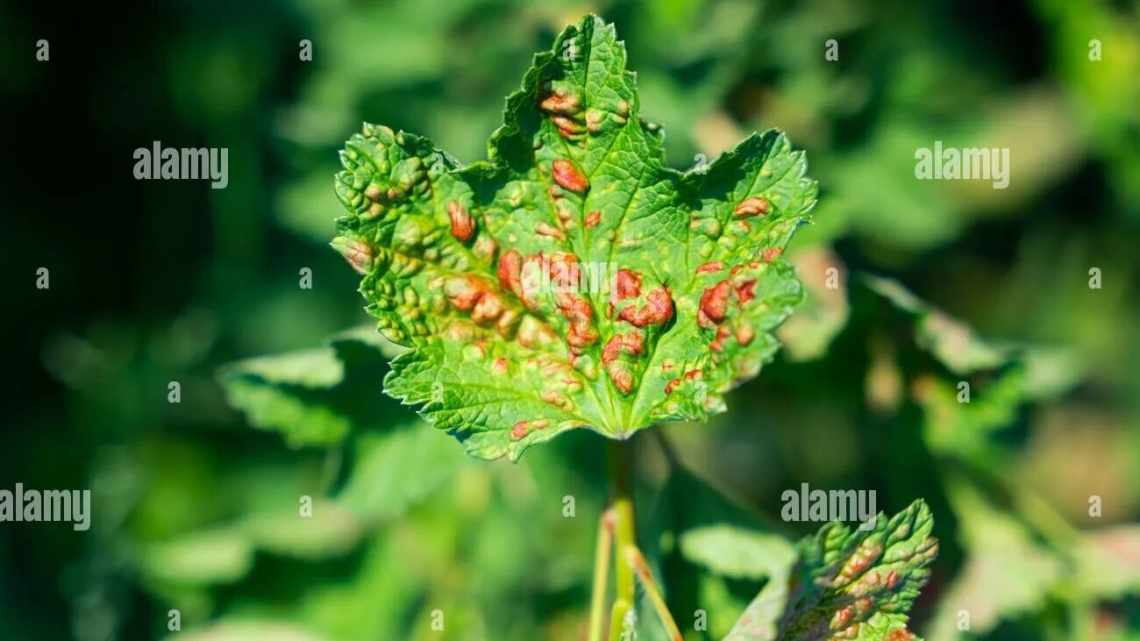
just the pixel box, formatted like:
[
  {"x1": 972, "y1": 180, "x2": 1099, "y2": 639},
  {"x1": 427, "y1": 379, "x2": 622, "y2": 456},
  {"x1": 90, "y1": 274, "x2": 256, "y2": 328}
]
[
  {"x1": 332, "y1": 15, "x2": 817, "y2": 459},
  {"x1": 725, "y1": 500, "x2": 938, "y2": 641}
]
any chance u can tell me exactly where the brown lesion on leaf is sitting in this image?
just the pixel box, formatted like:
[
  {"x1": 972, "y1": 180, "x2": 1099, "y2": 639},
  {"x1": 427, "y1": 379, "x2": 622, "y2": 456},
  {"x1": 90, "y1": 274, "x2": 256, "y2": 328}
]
[
  {"x1": 472, "y1": 235, "x2": 497, "y2": 263},
  {"x1": 698, "y1": 280, "x2": 731, "y2": 327},
  {"x1": 447, "y1": 201, "x2": 475, "y2": 242},
  {"x1": 516, "y1": 315, "x2": 559, "y2": 349},
  {"x1": 437, "y1": 274, "x2": 530, "y2": 340},
  {"x1": 510, "y1": 418, "x2": 550, "y2": 440},
  {"x1": 664, "y1": 368, "x2": 700, "y2": 396},
  {"x1": 331, "y1": 236, "x2": 377, "y2": 275},
  {"x1": 536, "y1": 221, "x2": 567, "y2": 241},
  {"x1": 540, "y1": 389, "x2": 574, "y2": 411},
  {"x1": 491, "y1": 356, "x2": 509, "y2": 376},
  {"x1": 696, "y1": 261, "x2": 723, "y2": 275},
  {"x1": 734, "y1": 196, "x2": 770, "y2": 218},
  {"x1": 601, "y1": 331, "x2": 645, "y2": 395},
  {"x1": 556, "y1": 291, "x2": 599, "y2": 352},
  {"x1": 835, "y1": 542, "x2": 883, "y2": 588},
  {"x1": 539, "y1": 87, "x2": 588, "y2": 140},
  {"x1": 552, "y1": 159, "x2": 590, "y2": 193},
  {"x1": 610, "y1": 270, "x2": 673, "y2": 327},
  {"x1": 697, "y1": 265, "x2": 769, "y2": 354},
  {"x1": 617, "y1": 286, "x2": 674, "y2": 327},
  {"x1": 497, "y1": 250, "x2": 546, "y2": 311}
]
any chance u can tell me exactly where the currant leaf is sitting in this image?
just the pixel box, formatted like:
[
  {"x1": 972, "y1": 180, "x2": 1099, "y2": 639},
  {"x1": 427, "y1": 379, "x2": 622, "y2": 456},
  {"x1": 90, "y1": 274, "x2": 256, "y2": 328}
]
[
  {"x1": 726, "y1": 501, "x2": 938, "y2": 641},
  {"x1": 332, "y1": 15, "x2": 817, "y2": 460}
]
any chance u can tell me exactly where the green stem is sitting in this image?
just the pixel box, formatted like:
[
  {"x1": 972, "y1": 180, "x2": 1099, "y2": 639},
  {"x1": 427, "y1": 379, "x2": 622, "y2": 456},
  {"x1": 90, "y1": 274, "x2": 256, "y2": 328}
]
[
  {"x1": 608, "y1": 442, "x2": 636, "y2": 641},
  {"x1": 587, "y1": 510, "x2": 613, "y2": 641},
  {"x1": 624, "y1": 544, "x2": 683, "y2": 641}
]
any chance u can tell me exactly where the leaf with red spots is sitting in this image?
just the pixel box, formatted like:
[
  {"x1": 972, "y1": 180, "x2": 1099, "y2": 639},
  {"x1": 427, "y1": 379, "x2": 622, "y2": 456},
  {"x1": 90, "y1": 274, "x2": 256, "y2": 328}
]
[
  {"x1": 331, "y1": 15, "x2": 817, "y2": 460},
  {"x1": 724, "y1": 500, "x2": 938, "y2": 641}
]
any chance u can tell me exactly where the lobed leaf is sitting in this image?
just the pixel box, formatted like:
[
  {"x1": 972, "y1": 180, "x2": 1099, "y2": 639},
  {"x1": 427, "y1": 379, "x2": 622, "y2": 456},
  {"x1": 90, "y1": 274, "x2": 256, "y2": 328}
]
[
  {"x1": 726, "y1": 500, "x2": 938, "y2": 641},
  {"x1": 332, "y1": 15, "x2": 817, "y2": 459}
]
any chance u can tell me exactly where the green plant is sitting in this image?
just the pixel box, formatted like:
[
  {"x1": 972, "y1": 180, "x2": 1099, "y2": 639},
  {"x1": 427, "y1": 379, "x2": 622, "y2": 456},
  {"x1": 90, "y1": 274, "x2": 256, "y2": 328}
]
[{"x1": 330, "y1": 15, "x2": 935, "y2": 641}]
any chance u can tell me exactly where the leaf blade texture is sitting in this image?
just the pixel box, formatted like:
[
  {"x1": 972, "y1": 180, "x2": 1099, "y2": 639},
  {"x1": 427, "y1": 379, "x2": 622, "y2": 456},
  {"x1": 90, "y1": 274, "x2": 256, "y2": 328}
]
[
  {"x1": 333, "y1": 15, "x2": 817, "y2": 459},
  {"x1": 726, "y1": 500, "x2": 938, "y2": 641}
]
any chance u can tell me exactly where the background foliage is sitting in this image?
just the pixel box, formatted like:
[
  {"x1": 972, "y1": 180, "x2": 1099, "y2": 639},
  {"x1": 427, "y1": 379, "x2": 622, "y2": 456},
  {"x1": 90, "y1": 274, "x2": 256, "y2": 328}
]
[{"x1": 2, "y1": 1, "x2": 1138, "y2": 640}]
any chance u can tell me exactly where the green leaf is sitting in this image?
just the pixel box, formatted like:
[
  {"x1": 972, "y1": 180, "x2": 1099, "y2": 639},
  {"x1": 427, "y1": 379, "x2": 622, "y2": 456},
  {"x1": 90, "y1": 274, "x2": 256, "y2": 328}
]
[
  {"x1": 777, "y1": 247, "x2": 849, "y2": 361},
  {"x1": 681, "y1": 525, "x2": 798, "y2": 582},
  {"x1": 332, "y1": 15, "x2": 818, "y2": 460},
  {"x1": 643, "y1": 465, "x2": 796, "y2": 640},
  {"x1": 218, "y1": 327, "x2": 403, "y2": 447},
  {"x1": 862, "y1": 275, "x2": 1007, "y2": 375},
  {"x1": 726, "y1": 500, "x2": 938, "y2": 641},
  {"x1": 241, "y1": 500, "x2": 364, "y2": 560},
  {"x1": 911, "y1": 367, "x2": 1028, "y2": 458},
  {"x1": 1071, "y1": 526, "x2": 1140, "y2": 601},
  {"x1": 139, "y1": 527, "x2": 255, "y2": 586},
  {"x1": 165, "y1": 621, "x2": 329, "y2": 641},
  {"x1": 927, "y1": 482, "x2": 1061, "y2": 641},
  {"x1": 337, "y1": 421, "x2": 469, "y2": 525}
]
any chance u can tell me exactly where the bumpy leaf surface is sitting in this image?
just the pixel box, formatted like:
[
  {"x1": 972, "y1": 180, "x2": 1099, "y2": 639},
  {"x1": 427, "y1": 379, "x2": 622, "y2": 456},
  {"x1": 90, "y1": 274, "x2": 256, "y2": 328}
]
[
  {"x1": 726, "y1": 500, "x2": 938, "y2": 641},
  {"x1": 332, "y1": 15, "x2": 817, "y2": 459}
]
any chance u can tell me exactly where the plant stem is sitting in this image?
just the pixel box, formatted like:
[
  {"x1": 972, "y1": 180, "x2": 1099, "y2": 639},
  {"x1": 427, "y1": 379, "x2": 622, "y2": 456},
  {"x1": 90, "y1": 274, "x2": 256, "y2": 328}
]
[
  {"x1": 587, "y1": 510, "x2": 614, "y2": 641},
  {"x1": 624, "y1": 544, "x2": 683, "y2": 641},
  {"x1": 608, "y1": 441, "x2": 636, "y2": 641}
]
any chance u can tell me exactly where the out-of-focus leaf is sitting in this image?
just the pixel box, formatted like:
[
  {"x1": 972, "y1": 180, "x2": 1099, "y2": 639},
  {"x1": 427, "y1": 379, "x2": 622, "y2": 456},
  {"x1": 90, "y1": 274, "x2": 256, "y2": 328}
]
[
  {"x1": 1020, "y1": 346, "x2": 1084, "y2": 400},
  {"x1": 219, "y1": 376, "x2": 352, "y2": 446},
  {"x1": 242, "y1": 500, "x2": 363, "y2": 560},
  {"x1": 866, "y1": 274, "x2": 1085, "y2": 462},
  {"x1": 927, "y1": 483, "x2": 1061, "y2": 641},
  {"x1": 863, "y1": 275, "x2": 1007, "y2": 375},
  {"x1": 779, "y1": 247, "x2": 849, "y2": 361},
  {"x1": 139, "y1": 528, "x2": 254, "y2": 586},
  {"x1": 911, "y1": 369, "x2": 1026, "y2": 457},
  {"x1": 642, "y1": 465, "x2": 793, "y2": 640},
  {"x1": 337, "y1": 422, "x2": 469, "y2": 525},
  {"x1": 166, "y1": 621, "x2": 329, "y2": 641},
  {"x1": 1072, "y1": 526, "x2": 1140, "y2": 600},
  {"x1": 222, "y1": 348, "x2": 345, "y2": 388},
  {"x1": 681, "y1": 525, "x2": 796, "y2": 581},
  {"x1": 218, "y1": 329, "x2": 402, "y2": 447}
]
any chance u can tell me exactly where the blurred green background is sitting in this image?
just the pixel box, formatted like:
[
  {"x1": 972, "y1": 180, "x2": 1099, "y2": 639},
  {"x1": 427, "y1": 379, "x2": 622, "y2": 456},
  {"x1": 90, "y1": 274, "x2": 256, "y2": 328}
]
[{"x1": 2, "y1": 1, "x2": 1138, "y2": 640}]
